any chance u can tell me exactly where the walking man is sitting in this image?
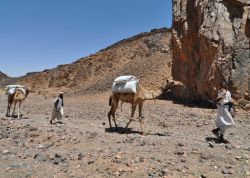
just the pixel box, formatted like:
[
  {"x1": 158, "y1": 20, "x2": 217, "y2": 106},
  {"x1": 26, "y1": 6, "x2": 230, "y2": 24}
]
[
  {"x1": 50, "y1": 92, "x2": 64, "y2": 124},
  {"x1": 212, "y1": 81, "x2": 235, "y2": 143}
]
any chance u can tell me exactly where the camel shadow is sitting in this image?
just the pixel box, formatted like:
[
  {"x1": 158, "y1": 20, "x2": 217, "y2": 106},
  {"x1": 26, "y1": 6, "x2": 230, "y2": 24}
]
[
  {"x1": 147, "y1": 132, "x2": 168, "y2": 137},
  {"x1": 105, "y1": 127, "x2": 142, "y2": 135},
  {"x1": 205, "y1": 137, "x2": 229, "y2": 144},
  {"x1": 6, "y1": 114, "x2": 23, "y2": 119},
  {"x1": 105, "y1": 127, "x2": 169, "y2": 136}
]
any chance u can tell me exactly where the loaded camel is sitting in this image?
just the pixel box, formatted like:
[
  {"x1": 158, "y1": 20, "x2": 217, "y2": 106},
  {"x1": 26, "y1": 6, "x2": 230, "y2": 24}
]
[
  {"x1": 108, "y1": 83, "x2": 161, "y2": 135},
  {"x1": 6, "y1": 87, "x2": 31, "y2": 118}
]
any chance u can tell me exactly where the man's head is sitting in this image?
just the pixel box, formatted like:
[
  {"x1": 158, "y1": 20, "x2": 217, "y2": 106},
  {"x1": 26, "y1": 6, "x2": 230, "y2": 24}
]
[
  {"x1": 221, "y1": 81, "x2": 228, "y2": 90},
  {"x1": 59, "y1": 92, "x2": 63, "y2": 99}
]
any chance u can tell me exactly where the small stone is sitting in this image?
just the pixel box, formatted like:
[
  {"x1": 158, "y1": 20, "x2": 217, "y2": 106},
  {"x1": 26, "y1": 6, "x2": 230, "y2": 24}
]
[
  {"x1": 161, "y1": 168, "x2": 169, "y2": 175},
  {"x1": 225, "y1": 144, "x2": 232, "y2": 149},
  {"x1": 25, "y1": 172, "x2": 32, "y2": 177},
  {"x1": 225, "y1": 165, "x2": 232, "y2": 169},
  {"x1": 208, "y1": 142, "x2": 215, "y2": 148},
  {"x1": 235, "y1": 156, "x2": 243, "y2": 160},
  {"x1": 3, "y1": 150, "x2": 10, "y2": 155},
  {"x1": 38, "y1": 145, "x2": 44, "y2": 149},
  {"x1": 115, "y1": 155, "x2": 122, "y2": 159},
  {"x1": 78, "y1": 153, "x2": 85, "y2": 160},
  {"x1": 233, "y1": 144, "x2": 241, "y2": 149},
  {"x1": 181, "y1": 159, "x2": 186, "y2": 162},
  {"x1": 34, "y1": 153, "x2": 46, "y2": 161},
  {"x1": 222, "y1": 169, "x2": 233, "y2": 175},
  {"x1": 5, "y1": 167, "x2": 12, "y2": 172},
  {"x1": 87, "y1": 160, "x2": 94, "y2": 164},
  {"x1": 175, "y1": 151, "x2": 184, "y2": 156},
  {"x1": 245, "y1": 170, "x2": 250, "y2": 176},
  {"x1": 178, "y1": 143, "x2": 184, "y2": 147},
  {"x1": 140, "y1": 140, "x2": 146, "y2": 146},
  {"x1": 139, "y1": 157, "x2": 144, "y2": 162},
  {"x1": 200, "y1": 174, "x2": 207, "y2": 178}
]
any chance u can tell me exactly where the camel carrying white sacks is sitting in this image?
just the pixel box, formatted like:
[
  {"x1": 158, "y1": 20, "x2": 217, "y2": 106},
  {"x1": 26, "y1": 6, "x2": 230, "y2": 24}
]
[
  {"x1": 5, "y1": 85, "x2": 31, "y2": 118},
  {"x1": 5, "y1": 85, "x2": 26, "y2": 95},
  {"x1": 112, "y1": 75, "x2": 138, "y2": 93}
]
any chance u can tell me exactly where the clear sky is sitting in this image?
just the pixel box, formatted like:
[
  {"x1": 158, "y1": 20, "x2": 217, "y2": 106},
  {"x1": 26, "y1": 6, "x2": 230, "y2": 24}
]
[{"x1": 0, "y1": 0, "x2": 172, "y2": 77}]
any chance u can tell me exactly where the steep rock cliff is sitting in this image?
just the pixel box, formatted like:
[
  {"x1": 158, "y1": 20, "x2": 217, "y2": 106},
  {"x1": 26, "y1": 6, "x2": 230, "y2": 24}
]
[{"x1": 172, "y1": 0, "x2": 250, "y2": 108}]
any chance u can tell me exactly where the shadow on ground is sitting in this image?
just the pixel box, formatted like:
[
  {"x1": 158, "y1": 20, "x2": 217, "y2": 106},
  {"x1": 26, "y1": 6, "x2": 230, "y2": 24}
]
[
  {"x1": 105, "y1": 127, "x2": 169, "y2": 137},
  {"x1": 205, "y1": 137, "x2": 229, "y2": 144}
]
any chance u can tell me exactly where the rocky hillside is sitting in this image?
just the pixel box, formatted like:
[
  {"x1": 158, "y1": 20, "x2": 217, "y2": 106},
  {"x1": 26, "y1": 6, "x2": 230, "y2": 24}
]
[
  {"x1": 17, "y1": 28, "x2": 172, "y2": 96},
  {"x1": 171, "y1": 0, "x2": 250, "y2": 109},
  {"x1": 0, "y1": 72, "x2": 15, "y2": 88}
]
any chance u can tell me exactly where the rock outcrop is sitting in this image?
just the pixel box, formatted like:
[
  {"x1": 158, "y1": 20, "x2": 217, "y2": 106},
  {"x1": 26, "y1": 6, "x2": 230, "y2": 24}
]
[{"x1": 172, "y1": 0, "x2": 250, "y2": 108}]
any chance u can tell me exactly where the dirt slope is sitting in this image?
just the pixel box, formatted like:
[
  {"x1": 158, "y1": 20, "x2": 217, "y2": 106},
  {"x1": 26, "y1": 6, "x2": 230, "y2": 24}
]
[{"x1": 16, "y1": 28, "x2": 172, "y2": 96}]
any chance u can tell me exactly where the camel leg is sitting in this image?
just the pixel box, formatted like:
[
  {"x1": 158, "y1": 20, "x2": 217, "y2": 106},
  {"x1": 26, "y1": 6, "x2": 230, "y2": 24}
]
[
  {"x1": 107, "y1": 110, "x2": 112, "y2": 128},
  {"x1": 124, "y1": 104, "x2": 137, "y2": 132},
  {"x1": 108, "y1": 99, "x2": 118, "y2": 128},
  {"x1": 6, "y1": 96, "x2": 12, "y2": 117},
  {"x1": 138, "y1": 103, "x2": 145, "y2": 135},
  {"x1": 12, "y1": 102, "x2": 17, "y2": 117},
  {"x1": 112, "y1": 101, "x2": 119, "y2": 128},
  {"x1": 17, "y1": 102, "x2": 22, "y2": 119},
  {"x1": 6, "y1": 104, "x2": 10, "y2": 117},
  {"x1": 6, "y1": 100, "x2": 11, "y2": 117}
]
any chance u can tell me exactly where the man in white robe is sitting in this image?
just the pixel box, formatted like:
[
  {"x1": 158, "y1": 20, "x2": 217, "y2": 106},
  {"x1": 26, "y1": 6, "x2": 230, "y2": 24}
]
[
  {"x1": 50, "y1": 92, "x2": 64, "y2": 124},
  {"x1": 212, "y1": 82, "x2": 235, "y2": 143}
]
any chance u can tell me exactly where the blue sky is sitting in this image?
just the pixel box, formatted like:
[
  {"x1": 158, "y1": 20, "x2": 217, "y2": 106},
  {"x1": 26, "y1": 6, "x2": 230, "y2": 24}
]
[{"x1": 0, "y1": 0, "x2": 172, "y2": 77}]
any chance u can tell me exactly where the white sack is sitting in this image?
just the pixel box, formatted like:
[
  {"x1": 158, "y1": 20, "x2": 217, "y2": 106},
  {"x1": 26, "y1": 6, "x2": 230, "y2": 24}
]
[
  {"x1": 5, "y1": 85, "x2": 25, "y2": 95},
  {"x1": 112, "y1": 80, "x2": 138, "y2": 93},
  {"x1": 114, "y1": 75, "x2": 137, "y2": 84}
]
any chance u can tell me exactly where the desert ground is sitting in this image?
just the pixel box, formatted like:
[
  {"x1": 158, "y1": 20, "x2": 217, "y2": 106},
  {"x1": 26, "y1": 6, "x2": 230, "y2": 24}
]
[{"x1": 0, "y1": 92, "x2": 249, "y2": 178}]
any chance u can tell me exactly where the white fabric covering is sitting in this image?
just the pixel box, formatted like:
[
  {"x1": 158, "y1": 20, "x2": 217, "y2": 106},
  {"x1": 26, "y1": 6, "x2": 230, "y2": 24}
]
[
  {"x1": 112, "y1": 75, "x2": 138, "y2": 93},
  {"x1": 114, "y1": 75, "x2": 137, "y2": 84},
  {"x1": 5, "y1": 85, "x2": 25, "y2": 95},
  {"x1": 216, "y1": 90, "x2": 235, "y2": 135}
]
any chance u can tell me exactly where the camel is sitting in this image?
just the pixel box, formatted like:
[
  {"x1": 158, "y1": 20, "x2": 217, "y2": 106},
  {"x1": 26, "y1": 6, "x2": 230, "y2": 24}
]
[
  {"x1": 108, "y1": 83, "x2": 161, "y2": 135},
  {"x1": 6, "y1": 87, "x2": 31, "y2": 118}
]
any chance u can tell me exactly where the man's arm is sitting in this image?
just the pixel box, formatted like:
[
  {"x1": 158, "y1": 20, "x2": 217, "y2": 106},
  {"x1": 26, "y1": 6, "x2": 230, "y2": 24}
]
[{"x1": 54, "y1": 98, "x2": 59, "y2": 109}]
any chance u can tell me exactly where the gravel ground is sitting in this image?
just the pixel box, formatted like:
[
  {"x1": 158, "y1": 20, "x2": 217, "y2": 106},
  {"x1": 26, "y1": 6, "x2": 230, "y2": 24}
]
[{"x1": 0, "y1": 92, "x2": 249, "y2": 178}]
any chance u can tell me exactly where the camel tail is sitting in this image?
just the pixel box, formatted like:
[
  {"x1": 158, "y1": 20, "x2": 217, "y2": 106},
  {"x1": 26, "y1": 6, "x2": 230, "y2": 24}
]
[{"x1": 109, "y1": 95, "x2": 112, "y2": 106}]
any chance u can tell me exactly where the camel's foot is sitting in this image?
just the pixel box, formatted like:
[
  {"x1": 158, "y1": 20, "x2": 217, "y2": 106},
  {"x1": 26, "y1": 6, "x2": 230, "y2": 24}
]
[{"x1": 6, "y1": 114, "x2": 10, "y2": 117}]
